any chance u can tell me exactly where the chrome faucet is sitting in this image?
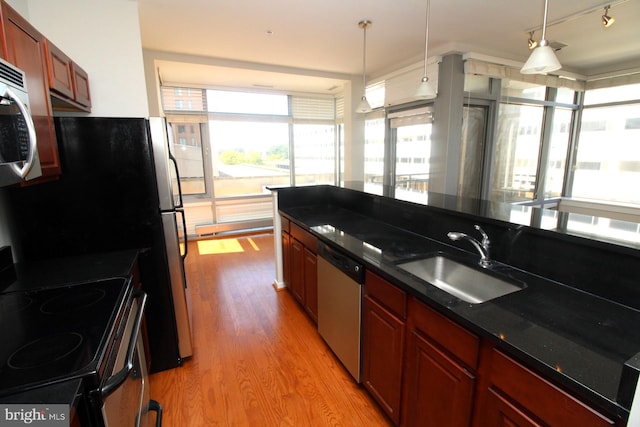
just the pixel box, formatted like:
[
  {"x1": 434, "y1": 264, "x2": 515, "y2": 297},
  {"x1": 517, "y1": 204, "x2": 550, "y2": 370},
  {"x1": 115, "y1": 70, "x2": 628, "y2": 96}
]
[{"x1": 447, "y1": 225, "x2": 492, "y2": 267}]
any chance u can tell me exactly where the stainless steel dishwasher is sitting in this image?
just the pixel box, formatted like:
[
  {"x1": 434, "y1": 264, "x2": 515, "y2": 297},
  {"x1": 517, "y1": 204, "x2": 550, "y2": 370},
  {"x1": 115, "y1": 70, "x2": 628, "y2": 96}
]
[{"x1": 317, "y1": 242, "x2": 365, "y2": 383}]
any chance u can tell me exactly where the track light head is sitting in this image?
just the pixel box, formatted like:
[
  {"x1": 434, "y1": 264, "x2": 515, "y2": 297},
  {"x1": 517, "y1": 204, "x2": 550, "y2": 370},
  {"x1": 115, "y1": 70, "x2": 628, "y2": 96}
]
[
  {"x1": 528, "y1": 32, "x2": 538, "y2": 50},
  {"x1": 602, "y1": 6, "x2": 615, "y2": 27}
]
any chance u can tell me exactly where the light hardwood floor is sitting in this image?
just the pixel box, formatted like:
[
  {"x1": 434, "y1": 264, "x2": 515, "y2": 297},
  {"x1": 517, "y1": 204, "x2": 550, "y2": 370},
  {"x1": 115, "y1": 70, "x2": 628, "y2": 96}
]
[{"x1": 149, "y1": 233, "x2": 391, "y2": 426}]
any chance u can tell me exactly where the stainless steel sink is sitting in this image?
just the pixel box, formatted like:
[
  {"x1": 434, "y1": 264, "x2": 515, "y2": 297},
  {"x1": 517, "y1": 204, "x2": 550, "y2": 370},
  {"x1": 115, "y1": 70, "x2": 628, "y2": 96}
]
[{"x1": 397, "y1": 255, "x2": 524, "y2": 304}]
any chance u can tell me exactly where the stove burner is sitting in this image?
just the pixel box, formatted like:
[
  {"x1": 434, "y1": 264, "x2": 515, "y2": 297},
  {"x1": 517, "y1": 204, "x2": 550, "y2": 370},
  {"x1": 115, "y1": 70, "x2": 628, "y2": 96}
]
[
  {"x1": 40, "y1": 288, "x2": 107, "y2": 315},
  {"x1": 0, "y1": 293, "x2": 33, "y2": 314},
  {"x1": 7, "y1": 332, "x2": 84, "y2": 370}
]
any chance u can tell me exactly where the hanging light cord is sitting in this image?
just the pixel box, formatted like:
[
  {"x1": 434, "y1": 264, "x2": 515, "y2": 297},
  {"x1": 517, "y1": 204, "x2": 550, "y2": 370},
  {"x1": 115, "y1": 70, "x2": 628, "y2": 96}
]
[
  {"x1": 362, "y1": 22, "x2": 368, "y2": 90},
  {"x1": 541, "y1": 0, "x2": 550, "y2": 42},
  {"x1": 422, "y1": 0, "x2": 430, "y2": 78}
]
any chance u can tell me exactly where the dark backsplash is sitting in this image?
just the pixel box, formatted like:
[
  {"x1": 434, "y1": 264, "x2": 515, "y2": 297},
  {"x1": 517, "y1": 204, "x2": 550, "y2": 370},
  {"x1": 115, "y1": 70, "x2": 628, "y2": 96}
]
[{"x1": 278, "y1": 185, "x2": 640, "y2": 312}]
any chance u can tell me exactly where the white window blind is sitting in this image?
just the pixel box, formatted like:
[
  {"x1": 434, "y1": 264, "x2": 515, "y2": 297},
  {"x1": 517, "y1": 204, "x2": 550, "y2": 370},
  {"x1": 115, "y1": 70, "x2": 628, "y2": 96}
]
[
  {"x1": 291, "y1": 96, "x2": 335, "y2": 120},
  {"x1": 383, "y1": 63, "x2": 439, "y2": 107},
  {"x1": 464, "y1": 59, "x2": 585, "y2": 92},
  {"x1": 389, "y1": 107, "x2": 433, "y2": 128}
]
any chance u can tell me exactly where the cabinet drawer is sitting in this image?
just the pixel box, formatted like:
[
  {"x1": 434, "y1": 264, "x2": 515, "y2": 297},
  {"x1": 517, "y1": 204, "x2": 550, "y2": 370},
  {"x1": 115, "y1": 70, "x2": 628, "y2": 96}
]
[
  {"x1": 489, "y1": 350, "x2": 615, "y2": 427},
  {"x1": 290, "y1": 222, "x2": 317, "y2": 253},
  {"x1": 280, "y1": 215, "x2": 290, "y2": 234},
  {"x1": 408, "y1": 297, "x2": 479, "y2": 370},
  {"x1": 365, "y1": 270, "x2": 407, "y2": 320}
]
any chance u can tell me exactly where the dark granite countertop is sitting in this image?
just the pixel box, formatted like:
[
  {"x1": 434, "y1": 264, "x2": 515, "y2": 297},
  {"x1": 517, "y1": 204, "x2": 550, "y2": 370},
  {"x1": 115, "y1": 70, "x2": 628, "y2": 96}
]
[{"x1": 280, "y1": 204, "x2": 640, "y2": 420}]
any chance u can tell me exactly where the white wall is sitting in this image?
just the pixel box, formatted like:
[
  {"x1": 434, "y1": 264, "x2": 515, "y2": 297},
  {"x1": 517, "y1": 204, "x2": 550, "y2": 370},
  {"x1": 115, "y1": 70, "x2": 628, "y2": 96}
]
[{"x1": 8, "y1": 0, "x2": 149, "y2": 117}]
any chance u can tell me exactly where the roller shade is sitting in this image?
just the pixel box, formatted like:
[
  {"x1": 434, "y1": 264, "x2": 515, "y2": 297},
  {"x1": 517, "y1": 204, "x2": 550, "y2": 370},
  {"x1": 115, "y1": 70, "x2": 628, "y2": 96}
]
[
  {"x1": 389, "y1": 107, "x2": 433, "y2": 128},
  {"x1": 464, "y1": 59, "x2": 585, "y2": 92}
]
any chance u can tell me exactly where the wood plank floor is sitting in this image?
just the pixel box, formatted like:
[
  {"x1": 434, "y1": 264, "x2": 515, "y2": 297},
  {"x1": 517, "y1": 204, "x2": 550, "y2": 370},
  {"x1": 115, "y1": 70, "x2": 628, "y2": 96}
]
[{"x1": 149, "y1": 233, "x2": 391, "y2": 426}]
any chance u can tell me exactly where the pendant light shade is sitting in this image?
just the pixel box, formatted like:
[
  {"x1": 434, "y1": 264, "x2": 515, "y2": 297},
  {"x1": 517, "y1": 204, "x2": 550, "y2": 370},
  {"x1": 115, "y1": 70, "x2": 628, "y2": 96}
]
[
  {"x1": 416, "y1": 0, "x2": 436, "y2": 99},
  {"x1": 357, "y1": 20, "x2": 372, "y2": 113},
  {"x1": 520, "y1": 0, "x2": 561, "y2": 75}
]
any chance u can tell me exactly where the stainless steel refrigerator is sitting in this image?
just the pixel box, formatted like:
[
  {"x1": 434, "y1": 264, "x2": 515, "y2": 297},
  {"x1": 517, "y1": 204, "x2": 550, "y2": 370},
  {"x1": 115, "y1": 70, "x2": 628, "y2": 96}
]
[{"x1": 7, "y1": 116, "x2": 193, "y2": 373}]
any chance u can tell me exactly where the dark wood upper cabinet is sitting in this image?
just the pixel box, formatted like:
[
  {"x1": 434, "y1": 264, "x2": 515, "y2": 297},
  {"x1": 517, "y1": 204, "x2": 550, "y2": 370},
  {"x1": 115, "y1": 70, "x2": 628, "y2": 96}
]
[
  {"x1": 45, "y1": 39, "x2": 91, "y2": 111},
  {"x1": 1, "y1": 2, "x2": 61, "y2": 181}
]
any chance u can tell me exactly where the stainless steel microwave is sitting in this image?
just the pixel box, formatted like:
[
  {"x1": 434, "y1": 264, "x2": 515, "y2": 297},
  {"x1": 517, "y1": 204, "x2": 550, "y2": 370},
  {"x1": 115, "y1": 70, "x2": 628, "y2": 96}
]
[{"x1": 0, "y1": 58, "x2": 41, "y2": 187}]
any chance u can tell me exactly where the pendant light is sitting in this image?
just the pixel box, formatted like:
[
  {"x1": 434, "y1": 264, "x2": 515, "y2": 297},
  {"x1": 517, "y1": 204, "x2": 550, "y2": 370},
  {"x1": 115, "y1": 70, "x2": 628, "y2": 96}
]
[
  {"x1": 416, "y1": 0, "x2": 436, "y2": 99},
  {"x1": 356, "y1": 20, "x2": 372, "y2": 114},
  {"x1": 520, "y1": 0, "x2": 561, "y2": 75}
]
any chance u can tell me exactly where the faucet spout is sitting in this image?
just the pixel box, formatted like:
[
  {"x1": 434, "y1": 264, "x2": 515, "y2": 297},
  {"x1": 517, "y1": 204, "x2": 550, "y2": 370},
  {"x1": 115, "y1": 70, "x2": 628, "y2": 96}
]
[{"x1": 447, "y1": 225, "x2": 492, "y2": 267}]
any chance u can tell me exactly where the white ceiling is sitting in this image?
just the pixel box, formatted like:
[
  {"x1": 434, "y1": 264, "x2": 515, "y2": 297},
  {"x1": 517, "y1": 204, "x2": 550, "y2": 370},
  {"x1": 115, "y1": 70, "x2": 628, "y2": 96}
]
[{"x1": 137, "y1": 0, "x2": 640, "y2": 94}]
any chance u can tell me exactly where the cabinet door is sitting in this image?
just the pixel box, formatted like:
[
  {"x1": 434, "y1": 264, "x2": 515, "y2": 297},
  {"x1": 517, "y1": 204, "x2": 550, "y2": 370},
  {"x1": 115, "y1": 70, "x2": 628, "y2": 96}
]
[
  {"x1": 290, "y1": 238, "x2": 305, "y2": 305},
  {"x1": 44, "y1": 39, "x2": 74, "y2": 99},
  {"x1": 71, "y1": 62, "x2": 91, "y2": 108},
  {"x1": 486, "y1": 350, "x2": 616, "y2": 427},
  {"x1": 2, "y1": 4, "x2": 61, "y2": 179},
  {"x1": 303, "y1": 248, "x2": 317, "y2": 324},
  {"x1": 485, "y1": 387, "x2": 543, "y2": 427},
  {"x1": 363, "y1": 295, "x2": 404, "y2": 425},
  {"x1": 403, "y1": 329, "x2": 475, "y2": 427}
]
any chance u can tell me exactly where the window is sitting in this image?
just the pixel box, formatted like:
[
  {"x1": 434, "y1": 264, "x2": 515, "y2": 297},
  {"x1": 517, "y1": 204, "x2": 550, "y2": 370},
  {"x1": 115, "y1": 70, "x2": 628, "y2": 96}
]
[
  {"x1": 162, "y1": 86, "x2": 337, "y2": 226},
  {"x1": 572, "y1": 95, "x2": 640, "y2": 204},
  {"x1": 389, "y1": 107, "x2": 433, "y2": 203},
  {"x1": 492, "y1": 103, "x2": 544, "y2": 203},
  {"x1": 363, "y1": 114, "x2": 386, "y2": 195},
  {"x1": 167, "y1": 117, "x2": 206, "y2": 195},
  {"x1": 544, "y1": 108, "x2": 573, "y2": 198}
]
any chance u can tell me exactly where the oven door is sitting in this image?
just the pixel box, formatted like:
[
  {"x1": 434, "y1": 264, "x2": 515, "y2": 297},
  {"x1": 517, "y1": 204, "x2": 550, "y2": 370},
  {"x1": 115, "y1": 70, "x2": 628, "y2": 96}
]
[{"x1": 100, "y1": 291, "x2": 162, "y2": 427}]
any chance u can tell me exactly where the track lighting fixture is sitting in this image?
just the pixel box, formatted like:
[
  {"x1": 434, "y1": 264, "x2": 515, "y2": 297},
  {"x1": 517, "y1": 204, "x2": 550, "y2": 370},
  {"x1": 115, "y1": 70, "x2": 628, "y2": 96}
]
[
  {"x1": 356, "y1": 20, "x2": 372, "y2": 114},
  {"x1": 521, "y1": 0, "x2": 561, "y2": 75},
  {"x1": 416, "y1": 0, "x2": 436, "y2": 99},
  {"x1": 602, "y1": 5, "x2": 615, "y2": 27},
  {"x1": 528, "y1": 32, "x2": 538, "y2": 50}
]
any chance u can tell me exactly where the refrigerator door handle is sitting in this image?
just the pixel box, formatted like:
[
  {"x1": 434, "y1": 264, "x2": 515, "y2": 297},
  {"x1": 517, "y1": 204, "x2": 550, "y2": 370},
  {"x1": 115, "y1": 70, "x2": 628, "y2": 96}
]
[
  {"x1": 177, "y1": 208, "x2": 188, "y2": 260},
  {"x1": 168, "y1": 150, "x2": 184, "y2": 209}
]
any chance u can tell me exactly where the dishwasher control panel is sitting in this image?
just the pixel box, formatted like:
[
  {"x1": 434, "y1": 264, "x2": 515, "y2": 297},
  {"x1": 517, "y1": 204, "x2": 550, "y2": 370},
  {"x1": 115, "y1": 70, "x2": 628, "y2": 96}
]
[{"x1": 317, "y1": 242, "x2": 365, "y2": 284}]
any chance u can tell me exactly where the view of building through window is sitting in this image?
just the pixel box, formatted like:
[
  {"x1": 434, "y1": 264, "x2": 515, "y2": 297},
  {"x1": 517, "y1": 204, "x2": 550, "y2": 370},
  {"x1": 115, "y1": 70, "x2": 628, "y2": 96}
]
[{"x1": 573, "y1": 95, "x2": 640, "y2": 204}]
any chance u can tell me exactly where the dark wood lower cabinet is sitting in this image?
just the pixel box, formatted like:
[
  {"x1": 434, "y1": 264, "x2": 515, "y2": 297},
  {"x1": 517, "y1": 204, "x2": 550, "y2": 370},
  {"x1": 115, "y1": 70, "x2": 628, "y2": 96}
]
[
  {"x1": 482, "y1": 349, "x2": 616, "y2": 427},
  {"x1": 362, "y1": 295, "x2": 405, "y2": 425},
  {"x1": 485, "y1": 387, "x2": 544, "y2": 427},
  {"x1": 402, "y1": 328, "x2": 475, "y2": 427}
]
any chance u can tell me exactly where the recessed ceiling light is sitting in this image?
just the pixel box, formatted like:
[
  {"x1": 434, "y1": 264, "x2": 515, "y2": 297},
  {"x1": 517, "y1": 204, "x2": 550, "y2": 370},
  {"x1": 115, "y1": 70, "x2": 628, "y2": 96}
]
[{"x1": 265, "y1": 30, "x2": 274, "y2": 36}]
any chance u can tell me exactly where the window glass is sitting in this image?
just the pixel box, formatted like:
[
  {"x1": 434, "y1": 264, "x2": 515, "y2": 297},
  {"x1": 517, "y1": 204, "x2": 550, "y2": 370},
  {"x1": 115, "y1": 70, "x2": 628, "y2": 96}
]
[
  {"x1": 555, "y1": 87, "x2": 576, "y2": 104},
  {"x1": 394, "y1": 123, "x2": 431, "y2": 203},
  {"x1": 161, "y1": 86, "x2": 205, "y2": 112},
  {"x1": 207, "y1": 90, "x2": 288, "y2": 115},
  {"x1": 572, "y1": 103, "x2": 640, "y2": 204},
  {"x1": 293, "y1": 124, "x2": 335, "y2": 185},
  {"x1": 491, "y1": 104, "x2": 544, "y2": 203},
  {"x1": 364, "y1": 117, "x2": 386, "y2": 195},
  {"x1": 208, "y1": 120, "x2": 290, "y2": 197},
  {"x1": 544, "y1": 108, "x2": 572, "y2": 198},
  {"x1": 501, "y1": 80, "x2": 546, "y2": 101},
  {"x1": 584, "y1": 83, "x2": 640, "y2": 105},
  {"x1": 167, "y1": 118, "x2": 206, "y2": 195}
]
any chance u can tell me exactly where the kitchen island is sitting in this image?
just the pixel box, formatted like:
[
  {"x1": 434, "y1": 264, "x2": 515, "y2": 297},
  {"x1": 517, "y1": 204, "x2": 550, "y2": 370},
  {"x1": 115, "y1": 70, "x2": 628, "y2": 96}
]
[{"x1": 275, "y1": 185, "x2": 640, "y2": 426}]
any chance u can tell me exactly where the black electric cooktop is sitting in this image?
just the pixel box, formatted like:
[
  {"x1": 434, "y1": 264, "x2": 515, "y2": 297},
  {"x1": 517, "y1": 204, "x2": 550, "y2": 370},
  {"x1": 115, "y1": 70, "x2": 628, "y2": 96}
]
[{"x1": 0, "y1": 278, "x2": 130, "y2": 397}]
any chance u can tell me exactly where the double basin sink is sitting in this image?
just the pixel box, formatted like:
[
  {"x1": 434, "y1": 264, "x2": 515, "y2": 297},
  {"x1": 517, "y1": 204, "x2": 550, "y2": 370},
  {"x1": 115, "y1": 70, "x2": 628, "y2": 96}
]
[{"x1": 396, "y1": 254, "x2": 525, "y2": 304}]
